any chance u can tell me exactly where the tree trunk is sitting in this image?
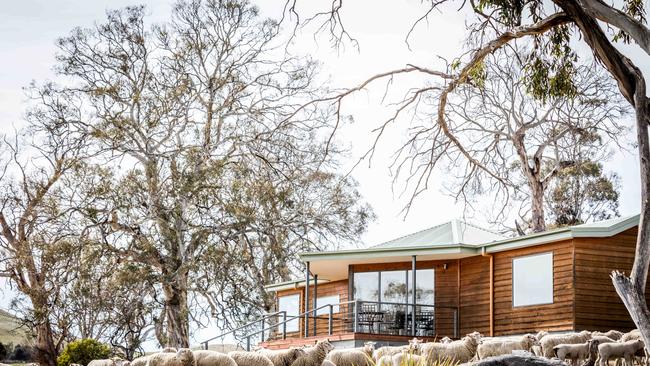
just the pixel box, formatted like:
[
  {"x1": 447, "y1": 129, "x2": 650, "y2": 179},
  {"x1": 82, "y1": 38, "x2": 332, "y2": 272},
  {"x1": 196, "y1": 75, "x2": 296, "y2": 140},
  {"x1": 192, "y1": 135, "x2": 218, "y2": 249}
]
[
  {"x1": 162, "y1": 276, "x2": 190, "y2": 348},
  {"x1": 530, "y1": 179, "x2": 547, "y2": 233},
  {"x1": 31, "y1": 294, "x2": 58, "y2": 366}
]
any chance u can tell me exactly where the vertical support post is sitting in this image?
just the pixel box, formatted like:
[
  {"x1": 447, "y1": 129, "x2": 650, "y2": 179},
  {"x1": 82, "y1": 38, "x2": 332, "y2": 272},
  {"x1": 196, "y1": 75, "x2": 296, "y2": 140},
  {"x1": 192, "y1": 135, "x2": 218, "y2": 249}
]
[
  {"x1": 304, "y1": 261, "x2": 310, "y2": 338},
  {"x1": 411, "y1": 255, "x2": 417, "y2": 336},
  {"x1": 246, "y1": 337, "x2": 251, "y2": 351},
  {"x1": 282, "y1": 311, "x2": 287, "y2": 340},
  {"x1": 261, "y1": 317, "x2": 265, "y2": 342},
  {"x1": 328, "y1": 304, "x2": 333, "y2": 335},
  {"x1": 313, "y1": 274, "x2": 318, "y2": 336},
  {"x1": 354, "y1": 300, "x2": 360, "y2": 333},
  {"x1": 454, "y1": 308, "x2": 459, "y2": 338}
]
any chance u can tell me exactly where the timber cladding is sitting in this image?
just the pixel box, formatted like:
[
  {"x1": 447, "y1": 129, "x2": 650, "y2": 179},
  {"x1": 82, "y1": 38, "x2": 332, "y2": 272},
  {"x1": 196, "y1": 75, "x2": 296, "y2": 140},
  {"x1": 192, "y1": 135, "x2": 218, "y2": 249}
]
[
  {"x1": 492, "y1": 240, "x2": 575, "y2": 335},
  {"x1": 573, "y1": 227, "x2": 645, "y2": 332}
]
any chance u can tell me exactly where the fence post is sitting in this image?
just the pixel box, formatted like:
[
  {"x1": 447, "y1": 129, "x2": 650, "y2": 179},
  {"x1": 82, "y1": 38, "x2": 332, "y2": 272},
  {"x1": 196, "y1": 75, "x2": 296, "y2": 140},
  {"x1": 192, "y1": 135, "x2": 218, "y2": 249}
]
[
  {"x1": 282, "y1": 311, "x2": 287, "y2": 340},
  {"x1": 246, "y1": 336, "x2": 251, "y2": 351},
  {"x1": 261, "y1": 318, "x2": 265, "y2": 342},
  {"x1": 328, "y1": 305, "x2": 333, "y2": 335}
]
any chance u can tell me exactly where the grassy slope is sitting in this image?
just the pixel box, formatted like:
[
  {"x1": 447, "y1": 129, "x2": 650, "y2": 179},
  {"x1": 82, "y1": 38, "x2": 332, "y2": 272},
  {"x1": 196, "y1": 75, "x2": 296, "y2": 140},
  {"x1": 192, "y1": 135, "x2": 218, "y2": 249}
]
[{"x1": 0, "y1": 309, "x2": 30, "y2": 345}]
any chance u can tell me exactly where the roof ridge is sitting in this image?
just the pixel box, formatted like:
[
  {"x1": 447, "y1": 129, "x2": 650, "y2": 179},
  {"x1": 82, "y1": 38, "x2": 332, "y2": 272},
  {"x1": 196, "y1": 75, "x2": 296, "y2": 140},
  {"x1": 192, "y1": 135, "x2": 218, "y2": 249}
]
[
  {"x1": 371, "y1": 221, "x2": 450, "y2": 248},
  {"x1": 457, "y1": 219, "x2": 503, "y2": 237}
]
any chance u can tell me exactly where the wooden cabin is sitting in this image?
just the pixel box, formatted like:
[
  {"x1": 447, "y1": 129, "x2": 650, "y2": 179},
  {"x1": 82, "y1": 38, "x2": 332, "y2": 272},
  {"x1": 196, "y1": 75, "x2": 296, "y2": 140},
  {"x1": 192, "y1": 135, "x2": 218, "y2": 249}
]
[{"x1": 259, "y1": 215, "x2": 645, "y2": 349}]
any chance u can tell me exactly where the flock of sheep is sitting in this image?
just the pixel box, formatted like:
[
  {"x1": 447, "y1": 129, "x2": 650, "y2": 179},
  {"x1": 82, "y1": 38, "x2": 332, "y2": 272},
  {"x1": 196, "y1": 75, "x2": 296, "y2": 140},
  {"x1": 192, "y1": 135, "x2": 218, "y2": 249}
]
[{"x1": 84, "y1": 328, "x2": 648, "y2": 366}]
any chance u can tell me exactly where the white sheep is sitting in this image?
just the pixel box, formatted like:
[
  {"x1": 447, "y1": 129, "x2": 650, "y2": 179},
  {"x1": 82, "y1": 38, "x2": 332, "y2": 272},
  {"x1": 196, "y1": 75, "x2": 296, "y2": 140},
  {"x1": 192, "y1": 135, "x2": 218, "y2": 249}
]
[
  {"x1": 553, "y1": 342, "x2": 591, "y2": 366},
  {"x1": 420, "y1": 332, "x2": 481, "y2": 364},
  {"x1": 146, "y1": 349, "x2": 195, "y2": 366},
  {"x1": 290, "y1": 339, "x2": 334, "y2": 366},
  {"x1": 391, "y1": 352, "x2": 426, "y2": 366},
  {"x1": 131, "y1": 356, "x2": 150, "y2": 366},
  {"x1": 591, "y1": 331, "x2": 623, "y2": 341},
  {"x1": 621, "y1": 330, "x2": 642, "y2": 342},
  {"x1": 355, "y1": 342, "x2": 376, "y2": 358},
  {"x1": 598, "y1": 339, "x2": 645, "y2": 366},
  {"x1": 373, "y1": 338, "x2": 423, "y2": 362},
  {"x1": 256, "y1": 348, "x2": 306, "y2": 366},
  {"x1": 325, "y1": 349, "x2": 372, "y2": 366},
  {"x1": 228, "y1": 351, "x2": 273, "y2": 366},
  {"x1": 541, "y1": 331, "x2": 592, "y2": 358},
  {"x1": 162, "y1": 348, "x2": 178, "y2": 353},
  {"x1": 477, "y1": 334, "x2": 539, "y2": 359},
  {"x1": 375, "y1": 356, "x2": 393, "y2": 366},
  {"x1": 440, "y1": 337, "x2": 452, "y2": 344},
  {"x1": 532, "y1": 331, "x2": 549, "y2": 357},
  {"x1": 88, "y1": 360, "x2": 116, "y2": 366},
  {"x1": 193, "y1": 350, "x2": 237, "y2": 366},
  {"x1": 321, "y1": 361, "x2": 336, "y2": 366}
]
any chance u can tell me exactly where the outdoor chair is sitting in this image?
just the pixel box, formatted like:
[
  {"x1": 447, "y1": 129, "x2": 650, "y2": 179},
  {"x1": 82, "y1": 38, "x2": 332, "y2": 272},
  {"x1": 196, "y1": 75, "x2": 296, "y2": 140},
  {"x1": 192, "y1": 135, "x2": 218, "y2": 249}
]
[
  {"x1": 416, "y1": 310, "x2": 435, "y2": 336},
  {"x1": 357, "y1": 303, "x2": 383, "y2": 333}
]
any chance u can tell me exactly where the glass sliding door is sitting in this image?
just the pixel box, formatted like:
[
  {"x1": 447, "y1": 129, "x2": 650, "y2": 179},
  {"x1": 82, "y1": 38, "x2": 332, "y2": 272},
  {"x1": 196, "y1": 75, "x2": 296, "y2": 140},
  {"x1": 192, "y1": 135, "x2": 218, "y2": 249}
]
[
  {"x1": 353, "y1": 271, "x2": 379, "y2": 301},
  {"x1": 408, "y1": 269, "x2": 435, "y2": 305},
  {"x1": 380, "y1": 270, "x2": 408, "y2": 304}
]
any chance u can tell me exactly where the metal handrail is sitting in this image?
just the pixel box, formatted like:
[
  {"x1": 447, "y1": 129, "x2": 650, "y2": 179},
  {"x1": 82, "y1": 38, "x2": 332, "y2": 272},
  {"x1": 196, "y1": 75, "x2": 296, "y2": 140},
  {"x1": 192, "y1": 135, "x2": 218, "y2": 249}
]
[
  {"x1": 205, "y1": 299, "x2": 460, "y2": 351},
  {"x1": 241, "y1": 300, "x2": 358, "y2": 350},
  {"x1": 200, "y1": 311, "x2": 286, "y2": 350}
]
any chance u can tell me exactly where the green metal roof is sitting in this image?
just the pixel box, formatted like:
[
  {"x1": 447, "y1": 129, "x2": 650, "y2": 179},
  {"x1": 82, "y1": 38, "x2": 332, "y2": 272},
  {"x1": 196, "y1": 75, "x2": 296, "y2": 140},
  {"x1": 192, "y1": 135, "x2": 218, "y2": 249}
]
[
  {"x1": 298, "y1": 215, "x2": 639, "y2": 262},
  {"x1": 372, "y1": 219, "x2": 503, "y2": 249}
]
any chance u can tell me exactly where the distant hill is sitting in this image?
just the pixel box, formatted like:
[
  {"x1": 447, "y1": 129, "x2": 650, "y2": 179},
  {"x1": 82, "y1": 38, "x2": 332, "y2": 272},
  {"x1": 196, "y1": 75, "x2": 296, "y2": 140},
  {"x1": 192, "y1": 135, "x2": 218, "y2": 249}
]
[{"x1": 0, "y1": 309, "x2": 30, "y2": 345}]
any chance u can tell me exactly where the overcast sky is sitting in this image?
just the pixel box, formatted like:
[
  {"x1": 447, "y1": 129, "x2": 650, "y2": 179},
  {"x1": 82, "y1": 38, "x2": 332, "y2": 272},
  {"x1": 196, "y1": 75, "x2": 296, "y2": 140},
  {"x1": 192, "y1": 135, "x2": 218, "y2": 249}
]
[{"x1": 0, "y1": 0, "x2": 647, "y2": 347}]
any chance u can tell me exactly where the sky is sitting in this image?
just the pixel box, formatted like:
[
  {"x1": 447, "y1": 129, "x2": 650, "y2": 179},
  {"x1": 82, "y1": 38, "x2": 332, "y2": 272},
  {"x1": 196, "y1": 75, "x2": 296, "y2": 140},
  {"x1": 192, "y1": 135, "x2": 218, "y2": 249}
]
[{"x1": 0, "y1": 0, "x2": 647, "y2": 348}]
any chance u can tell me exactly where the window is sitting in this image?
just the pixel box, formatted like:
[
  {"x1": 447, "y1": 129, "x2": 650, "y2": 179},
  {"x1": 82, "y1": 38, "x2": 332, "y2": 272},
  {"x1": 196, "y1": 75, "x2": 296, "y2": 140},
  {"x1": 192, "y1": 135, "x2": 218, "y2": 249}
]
[
  {"x1": 512, "y1": 252, "x2": 553, "y2": 307},
  {"x1": 278, "y1": 294, "x2": 300, "y2": 332},
  {"x1": 353, "y1": 272, "x2": 379, "y2": 301},
  {"x1": 353, "y1": 268, "x2": 435, "y2": 305},
  {"x1": 408, "y1": 269, "x2": 435, "y2": 305},
  {"x1": 381, "y1": 270, "x2": 407, "y2": 304},
  {"x1": 316, "y1": 295, "x2": 340, "y2": 315}
]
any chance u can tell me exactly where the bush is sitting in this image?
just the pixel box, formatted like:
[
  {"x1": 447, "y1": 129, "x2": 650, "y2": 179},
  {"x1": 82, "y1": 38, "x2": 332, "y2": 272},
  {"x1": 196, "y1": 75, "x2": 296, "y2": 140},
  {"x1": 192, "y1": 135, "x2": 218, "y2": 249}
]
[
  {"x1": 57, "y1": 339, "x2": 111, "y2": 366},
  {"x1": 0, "y1": 342, "x2": 7, "y2": 360}
]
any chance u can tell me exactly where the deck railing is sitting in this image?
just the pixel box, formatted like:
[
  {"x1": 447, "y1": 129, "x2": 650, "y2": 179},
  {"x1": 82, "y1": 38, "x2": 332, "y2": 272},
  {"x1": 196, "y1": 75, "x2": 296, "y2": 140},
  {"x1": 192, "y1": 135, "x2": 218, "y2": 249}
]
[{"x1": 200, "y1": 300, "x2": 458, "y2": 351}]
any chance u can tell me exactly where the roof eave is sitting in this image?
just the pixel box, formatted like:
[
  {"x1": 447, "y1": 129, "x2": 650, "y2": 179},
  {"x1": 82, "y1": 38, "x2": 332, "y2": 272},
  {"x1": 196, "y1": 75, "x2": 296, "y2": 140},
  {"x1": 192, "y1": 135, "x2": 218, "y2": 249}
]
[{"x1": 299, "y1": 244, "x2": 479, "y2": 262}]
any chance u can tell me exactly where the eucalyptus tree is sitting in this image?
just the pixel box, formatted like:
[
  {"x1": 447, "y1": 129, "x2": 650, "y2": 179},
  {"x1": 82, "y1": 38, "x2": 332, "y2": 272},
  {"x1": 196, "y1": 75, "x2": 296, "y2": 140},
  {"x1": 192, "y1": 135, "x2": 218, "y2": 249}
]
[
  {"x1": 52, "y1": 0, "x2": 370, "y2": 348},
  {"x1": 286, "y1": 0, "x2": 650, "y2": 347},
  {"x1": 0, "y1": 86, "x2": 91, "y2": 366},
  {"x1": 546, "y1": 160, "x2": 620, "y2": 226},
  {"x1": 437, "y1": 48, "x2": 625, "y2": 232}
]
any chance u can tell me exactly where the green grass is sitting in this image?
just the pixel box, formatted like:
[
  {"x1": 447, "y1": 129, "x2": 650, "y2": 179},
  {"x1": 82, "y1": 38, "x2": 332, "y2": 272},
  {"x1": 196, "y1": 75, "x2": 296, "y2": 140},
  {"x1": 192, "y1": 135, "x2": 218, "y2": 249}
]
[{"x1": 0, "y1": 309, "x2": 31, "y2": 346}]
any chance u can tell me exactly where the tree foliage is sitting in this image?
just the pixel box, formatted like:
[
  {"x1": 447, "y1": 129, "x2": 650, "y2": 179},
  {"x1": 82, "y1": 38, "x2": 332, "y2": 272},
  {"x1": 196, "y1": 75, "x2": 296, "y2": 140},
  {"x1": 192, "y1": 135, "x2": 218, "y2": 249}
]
[{"x1": 56, "y1": 339, "x2": 111, "y2": 366}]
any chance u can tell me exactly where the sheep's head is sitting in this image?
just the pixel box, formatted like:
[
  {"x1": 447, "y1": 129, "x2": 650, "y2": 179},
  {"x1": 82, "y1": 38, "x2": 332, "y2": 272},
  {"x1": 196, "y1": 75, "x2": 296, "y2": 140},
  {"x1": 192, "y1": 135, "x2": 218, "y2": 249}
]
[
  {"x1": 466, "y1": 331, "x2": 482, "y2": 345},
  {"x1": 290, "y1": 347, "x2": 307, "y2": 359},
  {"x1": 316, "y1": 339, "x2": 334, "y2": 353},
  {"x1": 408, "y1": 338, "x2": 423, "y2": 351},
  {"x1": 363, "y1": 342, "x2": 376, "y2": 354},
  {"x1": 536, "y1": 330, "x2": 548, "y2": 340},
  {"x1": 580, "y1": 330, "x2": 593, "y2": 339},
  {"x1": 587, "y1": 339, "x2": 600, "y2": 358},
  {"x1": 440, "y1": 337, "x2": 452, "y2": 344},
  {"x1": 176, "y1": 348, "x2": 195, "y2": 366},
  {"x1": 632, "y1": 339, "x2": 645, "y2": 351},
  {"x1": 522, "y1": 334, "x2": 540, "y2": 348}
]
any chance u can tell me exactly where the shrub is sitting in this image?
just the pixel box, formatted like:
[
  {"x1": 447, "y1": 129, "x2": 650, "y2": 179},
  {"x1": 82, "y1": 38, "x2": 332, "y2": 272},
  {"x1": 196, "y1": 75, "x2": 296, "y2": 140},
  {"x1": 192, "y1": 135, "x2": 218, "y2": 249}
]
[
  {"x1": 0, "y1": 342, "x2": 7, "y2": 360},
  {"x1": 57, "y1": 339, "x2": 111, "y2": 366}
]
